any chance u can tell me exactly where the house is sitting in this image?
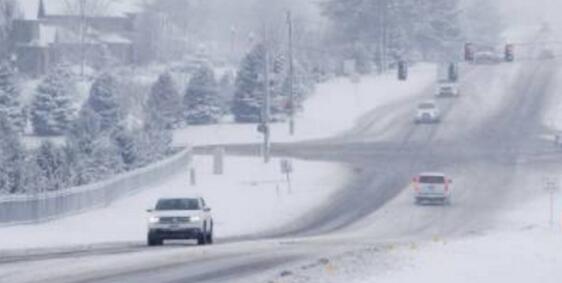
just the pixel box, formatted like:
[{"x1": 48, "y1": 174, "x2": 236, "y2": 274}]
[{"x1": 11, "y1": 0, "x2": 143, "y2": 77}]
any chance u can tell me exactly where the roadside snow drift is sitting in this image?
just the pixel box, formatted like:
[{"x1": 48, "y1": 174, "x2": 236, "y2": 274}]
[{"x1": 0, "y1": 155, "x2": 350, "y2": 251}]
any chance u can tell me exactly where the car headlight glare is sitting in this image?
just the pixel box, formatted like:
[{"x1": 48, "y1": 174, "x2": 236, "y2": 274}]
[
  {"x1": 149, "y1": 216, "x2": 160, "y2": 223},
  {"x1": 190, "y1": 216, "x2": 201, "y2": 222}
]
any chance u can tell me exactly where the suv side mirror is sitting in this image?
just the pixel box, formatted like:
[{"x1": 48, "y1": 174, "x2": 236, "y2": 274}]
[{"x1": 204, "y1": 207, "x2": 212, "y2": 212}]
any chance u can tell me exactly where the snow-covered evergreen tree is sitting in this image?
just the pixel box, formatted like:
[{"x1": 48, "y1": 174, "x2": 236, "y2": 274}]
[
  {"x1": 82, "y1": 72, "x2": 123, "y2": 131},
  {"x1": 184, "y1": 65, "x2": 222, "y2": 125},
  {"x1": 67, "y1": 107, "x2": 102, "y2": 156},
  {"x1": 281, "y1": 60, "x2": 313, "y2": 113},
  {"x1": 0, "y1": 62, "x2": 24, "y2": 133},
  {"x1": 218, "y1": 70, "x2": 235, "y2": 114},
  {"x1": 0, "y1": 116, "x2": 25, "y2": 194},
  {"x1": 111, "y1": 127, "x2": 140, "y2": 170},
  {"x1": 415, "y1": 0, "x2": 463, "y2": 60},
  {"x1": 347, "y1": 43, "x2": 373, "y2": 74},
  {"x1": 232, "y1": 44, "x2": 266, "y2": 123},
  {"x1": 67, "y1": 124, "x2": 125, "y2": 186},
  {"x1": 461, "y1": 0, "x2": 503, "y2": 46},
  {"x1": 147, "y1": 72, "x2": 181, "y2": 129},
  {"x1": 35, "y1": 141, "x2": 69, "y2": 191},
  {"x1": 141, "y1": 119, "x2": 172, "y2": 162},
  {"x1": 322, "y1": 0, "x2": 464, "y2": 63},
  {"x1": 0, "y1": 0, "x2": 22, "y2": 57},
  {"x1": 31, "y1": 65, "x2": 77, "y2": 136}
]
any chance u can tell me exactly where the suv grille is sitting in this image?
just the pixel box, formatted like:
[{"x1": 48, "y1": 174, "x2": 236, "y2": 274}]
[{"x1": 159, "y1": 217, "x2": 191, "y2": 223}]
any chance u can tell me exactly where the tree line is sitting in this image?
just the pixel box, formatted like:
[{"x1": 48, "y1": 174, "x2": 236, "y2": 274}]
[{"x1": 321, "y1": 0, "x2": 503, "y2": 73}]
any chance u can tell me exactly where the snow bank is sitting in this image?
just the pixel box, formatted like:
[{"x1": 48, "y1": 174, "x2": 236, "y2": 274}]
[
  {"x1": 368, "y1": 228, "x2": 562, "y2": 283},
  {"x1": 0, "y1": 155, "x2": 350, "y2": 251},
  {"x1": 254, "y1": 166, "x2": 562, "y2": 283},
  {"x1": 173, "y1": 64, "x2": 437, "y2": 146}
]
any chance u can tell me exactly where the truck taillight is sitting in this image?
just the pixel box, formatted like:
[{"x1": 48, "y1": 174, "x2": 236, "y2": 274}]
[{"x1": 413, "y1": 177, "x2": 419, "y2": 192}]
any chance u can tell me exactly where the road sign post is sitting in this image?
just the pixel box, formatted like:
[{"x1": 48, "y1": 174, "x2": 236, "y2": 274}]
[
  {"x1": 213, "y1": 147, "x2": 225, "y2": 175},
  {"x1": 544, "y1": 177, "x2": 559, "y2": 227},
  {"x1": 190, "y1": 167, "x2": 197, "y2": 186},
  {"x1": 281, "y1": 159, "x2": 294, "y2": 194}
]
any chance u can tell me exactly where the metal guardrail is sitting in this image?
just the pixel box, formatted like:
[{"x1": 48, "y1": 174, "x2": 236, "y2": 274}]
[{"x1": 0, "y1": 148, "x2": 192, "y2": 225}]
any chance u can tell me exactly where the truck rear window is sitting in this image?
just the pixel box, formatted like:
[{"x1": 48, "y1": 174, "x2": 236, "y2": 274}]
[
  {"x1": 419, "y1": 103, "x2": 435, "y2": 109},
  {"x1": 419, "y1": 176, "x2": 445, "y2": 184}
]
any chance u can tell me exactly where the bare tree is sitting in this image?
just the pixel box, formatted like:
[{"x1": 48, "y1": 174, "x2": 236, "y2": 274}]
[
  {"x1": 0, "y1": 0, "x2": 22, "y2": 59},
  {"x1": 63, "y1": 0, "x2": 110, "y2": 76}
]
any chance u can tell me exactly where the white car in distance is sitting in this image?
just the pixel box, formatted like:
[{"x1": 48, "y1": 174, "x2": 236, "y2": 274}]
[
  {"x1": 412, "y1": 172, "x2": 452, "y2": 205},
  {"x1": 147, "y1": 197, "x2": 213, "y2": 246},
  {"x1": 415, "y1": 101, "x2": 441, "y2": 124},
  {"x1": 436, "y1": 81, "x2": 460, "y2": 97}
]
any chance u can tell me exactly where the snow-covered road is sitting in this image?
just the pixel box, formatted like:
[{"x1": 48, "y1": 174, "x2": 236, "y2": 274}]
[{"x1": 3, "y1": 39, "x2": 562, "y2": 283}]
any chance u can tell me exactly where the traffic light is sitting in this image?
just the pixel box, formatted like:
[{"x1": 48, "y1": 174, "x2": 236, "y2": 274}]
[
  {"x1": 257, "y1": 123, "x2": 269, "y2": 135},
  {"x1": 464, "y1": 43, "x2": 474, "y2": 62},
  {"x1": 448, "y1": 62, "x2": 458, "y2": 82},
  {"x1": 505, "y1": 44, "x2": 514, "y2": 62},
  {"x1": 398, "y1": 60, "x2": 408, "y2": 81}
]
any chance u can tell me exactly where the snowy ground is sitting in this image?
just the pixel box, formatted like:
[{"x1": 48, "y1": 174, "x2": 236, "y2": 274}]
[
  {"x1": 257, "y1": 165, "x2": 562, "y2": 283},
  {"x1": 4, "y1": 64, "x2": 436, "y2": 251},
  {"x1": 543, "y1": 59, "x2": 562, "y2": 133},
  {"x1": 0, "y1": 155, "x2": 350, "y2": 251},
  {"x1": 172, "y1": 64, "x2": 436, "y2": 146}
]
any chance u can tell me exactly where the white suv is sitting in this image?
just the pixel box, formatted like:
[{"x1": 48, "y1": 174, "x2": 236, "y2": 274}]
[
  {"x1": 146, "y1": 197, "x2": 213, "y2": 246},
  {"x1": 415, "y1": 101, "x2": 441, "y2": 123},
  {"x1": 412, "y1": 173, "x2": 452, "y2": 205}
]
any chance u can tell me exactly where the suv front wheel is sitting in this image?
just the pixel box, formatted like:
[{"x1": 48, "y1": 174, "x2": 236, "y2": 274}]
[
  {"x1": 197, "y1": 223, "x2": 208, "y2": 245},
  {"x1": 206, "y1": 222, "x2": 214, "y2": 244},
  {"x1": 147, "y1": 233, "x2": 163, "y2": 246}
]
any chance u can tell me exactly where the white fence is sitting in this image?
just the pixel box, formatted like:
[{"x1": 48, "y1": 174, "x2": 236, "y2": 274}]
[{"x1": 0, "y1": 148, "x2": 192, "y2": 225}]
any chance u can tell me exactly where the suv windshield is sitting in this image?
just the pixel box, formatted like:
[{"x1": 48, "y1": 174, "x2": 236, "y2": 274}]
[
  {"x1": 155, "y1": 199, "x2": 200, "y2": 211},
  {"x1": 419, "y1": 176, "x2": 445, "y2": 184}
]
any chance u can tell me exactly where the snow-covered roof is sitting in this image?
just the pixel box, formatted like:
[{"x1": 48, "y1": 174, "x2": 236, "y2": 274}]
[
  {"x1": 97, "y1": 33, "x2": 132, "y2": 44},
  {"x1": 35, "y1": 24, "x2": 57, "y2": 47},
  {"x1": 30, "y1": 24, "x2": 112, "y2": 46},
  {"x1": 20, "y1": 0, "x2": 145, "y2": 20}
]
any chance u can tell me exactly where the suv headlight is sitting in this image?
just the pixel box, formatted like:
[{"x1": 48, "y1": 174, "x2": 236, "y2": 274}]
[
  {"x1": 148, "y1": 216, "x2": 160, "y2": 223},
  {"x1": 190, "y1": 216, "x2": 202, "y2": 222}
]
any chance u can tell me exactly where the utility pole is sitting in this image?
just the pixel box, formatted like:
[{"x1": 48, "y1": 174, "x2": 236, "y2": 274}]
[
  {"x1": 262, "y1": 22, "x2": 271, "y2": 163},
  {"x1": 287, "y1": 11, "x2": 295, "y2": 136},
  {"x1": 378, "y1": 0, "x2": 388, "y2": 72},
  {"x1": 79, "y1": 0, "x2": 86, "y2": 77}
]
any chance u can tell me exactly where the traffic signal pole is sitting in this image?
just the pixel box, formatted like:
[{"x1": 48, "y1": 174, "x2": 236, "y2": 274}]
[
  {"x1": 287, "y1": 11, "x2": 295, "y2": 136},
  {"x1": 262, "y1": 23, "x2": 271, "y2": 163}
]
